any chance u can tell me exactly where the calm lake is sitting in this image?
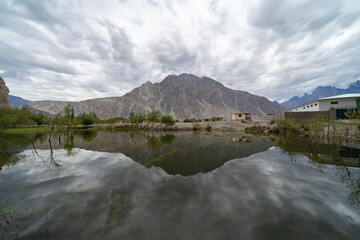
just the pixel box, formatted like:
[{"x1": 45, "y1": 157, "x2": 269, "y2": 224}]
[{"x1": 1, "y1": 130, "x2": 360, "y2": 239}]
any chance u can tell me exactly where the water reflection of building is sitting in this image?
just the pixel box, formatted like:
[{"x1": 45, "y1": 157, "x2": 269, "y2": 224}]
[
  {"x1": 232, "y1": 137, "x2": 251, "y2": 143},
  {"x1": 276, "y1": 137, "x2": 360, "y2": 168}
]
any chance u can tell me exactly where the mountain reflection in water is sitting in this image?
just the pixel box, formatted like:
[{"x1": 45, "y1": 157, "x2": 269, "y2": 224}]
[
  {"x1": 26, "y1": 131, "x2": 273, "y2": 176},
  {"x1": 1, "y1": 130, "x2": 360, "y2": 239}
]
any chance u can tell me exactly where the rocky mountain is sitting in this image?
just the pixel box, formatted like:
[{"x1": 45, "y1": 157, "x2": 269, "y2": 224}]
[
  {"x1": 0, "y1": 76, "x2": 10, "y2": 108},
  {"x1": 23, "y1": 73, "x2": 285, "y2": 120},
  {"x1": 281, "y1": 80, "x2": 360, "y2": 109},
  {"x1": 8, "y1": 95, "x2": 31, "y2": 108}
]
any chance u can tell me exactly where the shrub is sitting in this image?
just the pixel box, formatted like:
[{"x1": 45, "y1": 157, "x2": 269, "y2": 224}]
[
  {"x1": 161, "y1": 115, "x2": 175, "y2": 131},
  {"x1": 105, "y1": 117, "x2": 126, "y2": 124},
  {"x1": 81, "y1": 114, "x2": 96, "y2": 127},
  {"x1": 31, "y1": 113, "x2": 45, "y2": 127},
  {"x1": 147, "y1": 110, "x2": 162, "y2": 123}
]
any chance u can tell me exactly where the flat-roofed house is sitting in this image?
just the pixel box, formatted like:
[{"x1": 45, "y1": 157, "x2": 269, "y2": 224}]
[
  {"x1": 231, "y1": 113, "x2": 251, "y2": 121},
  {"x1": 288, "y1": 94, "x2": 360, "y2": 112},
  {"x1": 202, "y1": 118, "x2": 212, "y2": 123},
  {"x1": 211, "y1": 117, "x2": 224, "y2": 121},
  {"x1": 201, "y1": 117, "x2": 225, "y2": 122}
]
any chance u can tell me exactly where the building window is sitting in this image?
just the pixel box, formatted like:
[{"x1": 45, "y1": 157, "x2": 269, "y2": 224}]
[
  {"x1": 307, "y1": 106, "x2": 309, "y2": 108},
  {"x1": 311, "y1": 104, "x2": 313, "y2": 107},
  {"x1": 303, "y1": 107, "x2": 305, "y2": 109},
  {"x1": 315, "y1": 103, "x2": 317, "y2": 106},
  {"x1": 331, "y1": 101, "x2": 338, "y2": 105}
]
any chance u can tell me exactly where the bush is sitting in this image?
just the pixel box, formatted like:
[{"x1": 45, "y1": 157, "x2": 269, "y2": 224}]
[
  {"x1": 276, "y1": 118, "x2": 302, "y2": 134},
  {"x1": 147, "y1": 110, "x2": 162, "y2": 123},
  {"x1": 129, "y1": 112, "x2": 146, "y2": 123},
  {"x1": 161, "y1": 115, "x2": 175, "y2": 130},
  {"x1": 183, "y1": 118, "x2": 197, "y2": 123},
  {"x1": 105, "y1": 117, "x2": 126, "y2": 124},
  {"x1": 31, "y1": 113, "x2": 45, "y2": 126},
  {"x1": 81, "y1": 114, "x2": 96, "y2": 127},
  {"x1": 0, "y1": 108, "x2": 34, "y2": 127}
]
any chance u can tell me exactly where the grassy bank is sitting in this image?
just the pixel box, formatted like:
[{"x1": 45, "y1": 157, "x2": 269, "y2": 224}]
[{"x1": 274, "y1": 117, "x2": 360, "y2": 149}]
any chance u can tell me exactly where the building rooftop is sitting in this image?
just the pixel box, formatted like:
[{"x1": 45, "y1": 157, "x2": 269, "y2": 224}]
[
  {"x1": 318, "y1": 93, "x2": 360, "y2": 100},
  {"x1": 289, "y1": 93, "x2": 360, "y2": 110}
]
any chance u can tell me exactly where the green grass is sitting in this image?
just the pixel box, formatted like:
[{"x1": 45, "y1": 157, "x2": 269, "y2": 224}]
[{"x1": 97, "y1": 124, "x2": 142, "y2": 132}]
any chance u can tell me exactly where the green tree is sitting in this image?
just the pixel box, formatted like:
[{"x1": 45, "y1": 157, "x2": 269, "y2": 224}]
[
  {"x1": 147, "y1": 110, "x2": 162, "y2": 122},
  {"x1": 31, "y1": 113, "x2": 45, "y2": 127},
  {"x1": 82, "y1": 114, "x2": 96, "y2": 128},
  {"x1": 64, "y1": 104, "x2": 75, "y2": 127},
  {"x1": 161, "y1": 115, "x2": 175, "y2": 131},
  {"x1": 129, "y1": 112, "x2": 135, "y2": 122},
  {"x1": 0, "y1": 108, "x2": 34, "y2": 136},
  {"x1": 129, "y1": 111, "x2": 145, "y2": 123}
]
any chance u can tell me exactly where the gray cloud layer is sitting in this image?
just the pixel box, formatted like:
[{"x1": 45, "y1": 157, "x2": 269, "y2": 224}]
[{"x1": 1, "y1": 0, "x2": 359, "y2": 101}]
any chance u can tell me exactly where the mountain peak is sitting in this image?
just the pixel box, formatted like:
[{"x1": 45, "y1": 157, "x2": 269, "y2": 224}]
[
  {"x1": 142, "y1": 81, "x2": 153, "y2": 86},
  {"x1": 161, "y1": 73, "x2": 225, "y2": 89},
  {"x1": 162, "y1": 73, "x2": 199, "y2": 82},
  {"x1": 281, "y1": 79, "x2": 360, "y2": 109}
]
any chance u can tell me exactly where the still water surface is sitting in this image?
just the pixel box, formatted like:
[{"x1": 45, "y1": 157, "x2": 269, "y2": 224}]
[{"x1": 1, "y1": 130, "x2": 360, "y2": 239}]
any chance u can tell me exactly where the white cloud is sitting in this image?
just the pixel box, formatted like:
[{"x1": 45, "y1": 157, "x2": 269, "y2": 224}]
[{"x1": 0, "y1": 0, "x2": 359, "y2": 102}]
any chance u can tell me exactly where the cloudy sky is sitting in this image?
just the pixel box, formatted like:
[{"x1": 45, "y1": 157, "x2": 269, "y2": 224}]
[{"x1": 1, "y1": 0, "x2": 360, "y2": 102}]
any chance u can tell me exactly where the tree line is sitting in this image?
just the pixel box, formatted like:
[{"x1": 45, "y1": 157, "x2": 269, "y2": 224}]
[{"x1": 0, "y1": 105, "x2": 176, "y2": 134}]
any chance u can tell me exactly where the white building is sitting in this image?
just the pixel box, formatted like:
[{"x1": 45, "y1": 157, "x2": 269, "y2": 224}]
[{"x1": 289, "y1": 94, "x2": 360, "y2": 112}]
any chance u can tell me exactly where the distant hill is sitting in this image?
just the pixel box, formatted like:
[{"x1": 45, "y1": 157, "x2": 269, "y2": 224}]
[
  {"x1": 280, "y1": 80, "x2": 360, "y2": 109},
  {"x1": 8, "y1": 95, "x2": 31, "y2": 108},
  {"x1": 24, "y1": 73, "x2": 285, "y2": 120}
]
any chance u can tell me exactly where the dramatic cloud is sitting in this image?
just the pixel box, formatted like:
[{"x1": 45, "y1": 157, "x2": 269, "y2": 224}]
[{"x1": 1, "y1": 0, "x2": 359, "y2": 102}]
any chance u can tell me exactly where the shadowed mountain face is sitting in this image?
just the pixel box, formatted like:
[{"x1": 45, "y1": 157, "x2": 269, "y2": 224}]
[
  {"x1": 281, "y1": 80, "x2": 360, "y2": 109},
  {"x1": 23, "y1": 73, "x2": 285, "y2": 120},
  {"x1": 7, "y1": 95, "x2": 31, "y2": 108}
]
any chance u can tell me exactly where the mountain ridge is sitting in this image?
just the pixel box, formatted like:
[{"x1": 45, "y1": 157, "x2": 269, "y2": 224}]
[
  {"x1": 281, "y1": 80, "x2": 360, "y2": 109},
  {"x1": 8, "y1": 95, "x2": 31, "y2": 108},
  {"x1": 23, "y1": 73, "x2": 285, "y2": 120}
]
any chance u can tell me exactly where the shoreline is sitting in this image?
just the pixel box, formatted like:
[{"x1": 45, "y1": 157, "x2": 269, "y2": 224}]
[{"x1": 3, "y1": 120, "x2": 276, "y2": 132}]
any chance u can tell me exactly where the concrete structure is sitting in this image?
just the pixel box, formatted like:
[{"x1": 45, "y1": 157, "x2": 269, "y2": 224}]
[
  {"x1": 202, "y1": 118, "x2": 212, "y2": 123},
  {"x1": 289, "y1": 94, "x2": 360, "y2": 112},
  {"x1": 231, "y1": 113, "x2": 251, "y2": 121},
  {"x1": 263, "y1": 114, "x2": 276, "y2": 120},
  {"x1": 201, "y1": 117, "x2": 224, "y2": 123},
  {"x1": 274, "y1": 108, "x2": 337, "y2": 121},
  {"x1": 212, "y1": 117, "x2": 225, "y2": 121}
]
